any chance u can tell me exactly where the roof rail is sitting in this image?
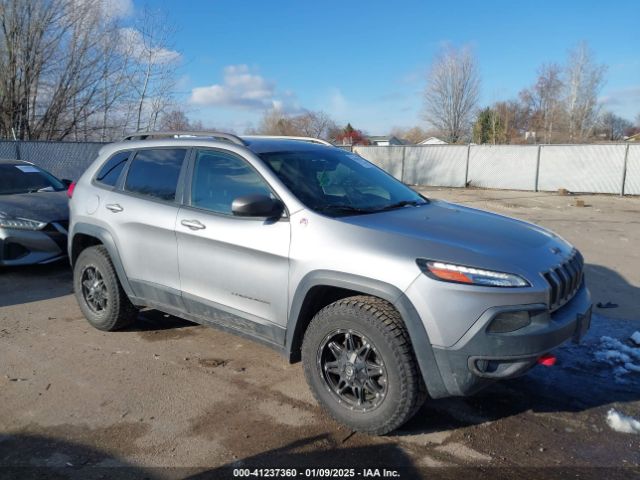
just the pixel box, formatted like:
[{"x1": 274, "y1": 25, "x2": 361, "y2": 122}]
[
  {"x1": 245, "y1": 135, "x2": 333, "y2": 147},
  {"x1": 122, "y1": 131, "x2": 247, "y2": 146}
]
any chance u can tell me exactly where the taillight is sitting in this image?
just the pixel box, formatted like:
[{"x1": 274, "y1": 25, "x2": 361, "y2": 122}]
[{"x1": 67, "y1": 181, "x2": 76, "y2": 198}]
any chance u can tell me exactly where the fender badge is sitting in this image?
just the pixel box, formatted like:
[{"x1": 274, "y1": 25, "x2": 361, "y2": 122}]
[
  {"x1": 300, "y1": 218, "x2": 309, "y2": 226},
  {"x1": 550, "y1": 247, "x2": 561, "y2": 255}
]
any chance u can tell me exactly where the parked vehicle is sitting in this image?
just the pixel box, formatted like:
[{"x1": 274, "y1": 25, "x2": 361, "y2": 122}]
[
  {"x1": 0, "y1": 159, "x2": 71, "y2": 266},
  {"x1": 68, "y1": 132, "x2": 592, "y2": 434}
]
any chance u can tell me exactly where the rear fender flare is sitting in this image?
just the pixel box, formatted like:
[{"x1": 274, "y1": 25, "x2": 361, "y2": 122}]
[{"x1": 70, "y1": 223, "x2": 135, "y2": 298}]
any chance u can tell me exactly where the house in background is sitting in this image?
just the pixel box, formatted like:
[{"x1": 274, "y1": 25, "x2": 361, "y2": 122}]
[
  {"x1": 625, "y1": 132, "x2": 640, "y2": 142},
  {"x1": 367, "y1": 135, "x2": 405, "y2": 146},
  {"x1": 418, "y1": 137, "x2": 447, "y2": 145}
]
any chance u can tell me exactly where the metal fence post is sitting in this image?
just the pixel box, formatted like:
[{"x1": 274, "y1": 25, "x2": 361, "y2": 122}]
[
  {"x1": 14, "y1": 140, "x2": 21, "y2": 160},
  {"x1": 401, "y1": 146, "x2": 407, "y2": 183},
  {"x1": 464, "y1": 144, "x2": 471, "y2": 187},
  {"x1": 534, "y1": 144, "x2": 542, "y2": 192},
  {"x1": 620, "y1": 143, "x2": 630, "y2": 197}
]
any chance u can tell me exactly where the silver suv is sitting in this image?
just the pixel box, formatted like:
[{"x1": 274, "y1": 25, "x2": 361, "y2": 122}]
[{"x1": 68, "y1": 132, "x2": 592, "y2": 434}]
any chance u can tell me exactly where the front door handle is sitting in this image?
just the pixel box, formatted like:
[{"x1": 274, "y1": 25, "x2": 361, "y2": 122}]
[
  {"x1": 105, "y1": 203, "x2": 123, "y2": 213},
  {"x1": 181, "y1": 219, "x2": 206, "y2": 230}
]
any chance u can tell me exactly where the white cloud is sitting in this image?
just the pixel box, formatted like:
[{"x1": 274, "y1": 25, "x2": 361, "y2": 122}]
[
  {"x1": 118, "y1": 27, "x2": 181, "y2": 65},
  {"x1": 72, "y1": 0, "x2": 134, "y2": 21},
  {"x1": 104, "y1": 0, "x2": 134, "y2": 19},
  {"x1": 189, "y1": 65, "x2": 300, "y2": 112}
]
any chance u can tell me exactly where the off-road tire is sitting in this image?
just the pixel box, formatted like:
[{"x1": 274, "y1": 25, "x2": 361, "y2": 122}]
[
  {"x1": 73, "y1": 245, "x2": 137, "y2": 331},
  {"x1": 302, "y1": 295, "x2": 426, "y2": 435}
]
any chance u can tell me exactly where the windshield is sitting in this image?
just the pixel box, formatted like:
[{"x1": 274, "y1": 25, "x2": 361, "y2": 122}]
[
  {"x1": 0, "y1": 164, "x2": 66, "y2": 195},
  {"x1": 258, "y1": 149, "x2": 427, "y2": 216}
]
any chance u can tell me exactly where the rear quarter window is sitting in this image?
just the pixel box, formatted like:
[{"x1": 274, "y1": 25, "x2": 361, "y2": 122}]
[
  {"x1": 124, "y1": 149, "x2": 187, "y2": 201},
  {"x1": 95, "y1": 151, "x2": 130, "y2": 187}
]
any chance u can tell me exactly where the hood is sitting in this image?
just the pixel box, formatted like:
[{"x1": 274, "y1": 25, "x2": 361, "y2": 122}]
[
  {"x1": 340, "y1": 200, "x2": 572, "y2": 260},
  {"x1": 0, "y1": 191, "x2": 69, "y2": 223}
]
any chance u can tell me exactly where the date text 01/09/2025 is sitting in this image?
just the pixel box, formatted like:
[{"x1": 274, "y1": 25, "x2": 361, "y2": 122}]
[{"x1": 232, "y1": 468, "x2": 401, "y2": 478}]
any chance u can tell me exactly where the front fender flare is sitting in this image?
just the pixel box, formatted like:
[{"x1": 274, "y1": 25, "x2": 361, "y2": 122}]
[{"x1": 287, "y1": 270, "x2": 449, "y2": 399}]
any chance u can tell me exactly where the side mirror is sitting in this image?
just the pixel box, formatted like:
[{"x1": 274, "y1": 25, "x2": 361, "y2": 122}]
[
  {"x1": 231, "y1": 194, "x2": 284, "y2": 218},
  {"x1": 61, "y1": 179, "x2": 73, "y2": 187}
]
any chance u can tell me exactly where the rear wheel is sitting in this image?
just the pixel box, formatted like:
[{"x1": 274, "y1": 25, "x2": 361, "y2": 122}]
[
  {"x1": 73, "y1": 245, "x2": 137, "y2": 331},
  {"x1": 302, "y1": 295, "x2": 425, "y2": 435}
]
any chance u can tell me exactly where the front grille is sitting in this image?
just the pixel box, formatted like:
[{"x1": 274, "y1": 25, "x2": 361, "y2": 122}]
[{"x1": 543, "y1": 250, "x2": 584, "y2": 311}]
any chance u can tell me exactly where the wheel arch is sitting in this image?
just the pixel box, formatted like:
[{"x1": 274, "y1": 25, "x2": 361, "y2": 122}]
[
  {"x1": 70, "y1": 223, "x2": 135, "y2": 298},
  {"x1": 286, "y1": 270, "x2": 449, "y2": 399}
]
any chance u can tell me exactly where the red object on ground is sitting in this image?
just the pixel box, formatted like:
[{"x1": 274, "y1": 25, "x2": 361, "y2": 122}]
[{"x1": 537, "y1": 353, "x2": 557, "y2": 367}]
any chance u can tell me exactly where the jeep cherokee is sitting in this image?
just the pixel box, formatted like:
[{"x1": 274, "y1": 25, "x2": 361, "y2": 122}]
[{"x1": 68, "y1": 132, "x2": 592, "y2": 435}]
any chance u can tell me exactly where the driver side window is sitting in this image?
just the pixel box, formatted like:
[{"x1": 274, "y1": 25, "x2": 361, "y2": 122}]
[{"x1": 191, "y1": 150, "x2": 272, "y2": 215}]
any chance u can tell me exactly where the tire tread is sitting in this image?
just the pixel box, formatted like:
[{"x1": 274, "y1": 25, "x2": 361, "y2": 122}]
[{"x1": 302, "y1": 295, "x2": 426, "y2": 435}]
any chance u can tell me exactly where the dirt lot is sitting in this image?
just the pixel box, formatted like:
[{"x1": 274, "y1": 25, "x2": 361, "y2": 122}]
[{"x1": 1, "y1": 188, "x2": 639, "y2": 479}]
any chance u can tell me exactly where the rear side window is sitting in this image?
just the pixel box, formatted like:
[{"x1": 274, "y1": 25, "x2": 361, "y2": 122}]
[
  {"x1": 124, "y1": 149, "x2": 186, "y2": 201},
  {"x1": 95, "y1": 151, "x2": 130, "y2": 187}
]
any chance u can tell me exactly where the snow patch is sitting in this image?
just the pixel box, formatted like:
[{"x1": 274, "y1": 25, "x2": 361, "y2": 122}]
[
  {"x1": 593, "y1": 336, "x2": 640, "y2": 382},
  {"x1": 606, "y1": 409, "x2": 640, "y2": 434}
]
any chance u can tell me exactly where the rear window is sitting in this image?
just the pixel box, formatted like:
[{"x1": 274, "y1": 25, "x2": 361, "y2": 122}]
[
  {"x1": 124, "y1": 149, "x2": 186, "y2": 201},
  {"x1": 96, "y1": 151, "x2": 130, "y2": 187}
]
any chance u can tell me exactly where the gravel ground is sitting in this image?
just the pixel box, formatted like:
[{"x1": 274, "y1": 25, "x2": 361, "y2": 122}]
[{"x1": 1, "y1": 188, "x2": 639, "y2": 479}]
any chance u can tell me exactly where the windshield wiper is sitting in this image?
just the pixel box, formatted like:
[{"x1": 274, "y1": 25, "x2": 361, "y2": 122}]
[
  {"x1": 377, "y1": 200, "x2": 427, "y2": 211},
  {"x1": 314, "y1": 204, "x2": 377, "y2": 215}
]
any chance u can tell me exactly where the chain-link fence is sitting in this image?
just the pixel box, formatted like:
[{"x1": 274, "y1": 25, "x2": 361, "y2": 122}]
[
  {"x1": 0, "y1": 140, "x2": 105, "y2": 180},
  {"x1": 1, "y1": 140, "x2": 638, "y2": 195},
  {"x1": 355, "y1": 143, "x2": 640, "y2": 195}
]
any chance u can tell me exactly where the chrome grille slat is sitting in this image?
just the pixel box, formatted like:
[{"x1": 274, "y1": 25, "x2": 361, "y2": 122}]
[
  {"x1": 543, "y1": 250, "x2": 584, "y2": 311},
  {"x1": 564, "y1": 261, "x2": 576, "y2": 293},
  {"x1": 555, "y1": 267, "x2": 568, "y2": 300}
]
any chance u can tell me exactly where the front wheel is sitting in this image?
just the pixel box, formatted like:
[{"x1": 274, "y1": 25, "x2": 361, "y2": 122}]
[{"x1": 302, "y1": 296, "x2": 425, "y2": 435}]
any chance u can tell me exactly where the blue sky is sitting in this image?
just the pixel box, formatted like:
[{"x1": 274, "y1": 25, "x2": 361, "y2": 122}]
[{"x1": 139, "y1": 0, "x2": 638, "y2": 134}]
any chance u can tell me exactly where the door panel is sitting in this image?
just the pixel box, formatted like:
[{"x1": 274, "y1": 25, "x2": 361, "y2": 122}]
[
  {"x1": 177, "y1": 209, "x2": 290, "y2": 326},
  {"x1": 103, "y1": 148, "x2": 187, "y2": 307},
  {"x1": 106, "y1": 191, "x2": 182, "y2": 306},
  {"x1": 176, "y1": 149, "x2": 291, "y2": 331}
]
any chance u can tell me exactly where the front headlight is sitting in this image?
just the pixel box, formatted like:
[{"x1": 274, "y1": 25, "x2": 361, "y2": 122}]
[
  {"x1": 0, "y1": 212, "x2": 46, "y2": 231},
  {"x1": 417, "y1": 260, "x2": 530, "y2": 287}
]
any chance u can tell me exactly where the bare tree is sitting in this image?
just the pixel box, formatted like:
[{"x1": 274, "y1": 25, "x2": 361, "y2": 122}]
[
  {"x1": 423, "y1": 46, "x2": 480, "y2": 143},
  {"x1": 292, "y1": 111, "x2": 337, "y2": 139},
  {"x1": 598, "y1": 111, "x2": 633, "y2": 141},
  {"x1": 251, "y1": 109, "x2": 337, "y2": 140},
  {"x1": 158, "y1": 109, "x2": 191, "y2": 130},
  {"x1": 564, "y1": 42, "x2": 606, "y2": 142},
  {"x1": 0, "y1": 0, "x2": 180, "y2": 141},
  {"x1": 128, "y1": 7, "x2": 180, "y2": 133},
  {"x1": 493, "y1": 100, "x2": 528, "y2": 144},
  {"x1": 251, "y1": 109, "x2": 297, "y2": 136},
  {"x1": 390, "y1": 126, "x2": 427, "y2": 144},
  {"x1": 0, "y1": 0, "x2": 113, "y2": 139},
  {"x1": 519, "y1": 64, "x2": 564, "y2": 143}
]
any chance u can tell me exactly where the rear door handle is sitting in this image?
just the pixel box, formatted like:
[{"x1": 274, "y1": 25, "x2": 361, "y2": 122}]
[
  {"x1": 181, "y1": 219, "x2": 206, "y2": 230},
  {"x1": 105, "y1": 203, "x2": 123, "y2": 213}
]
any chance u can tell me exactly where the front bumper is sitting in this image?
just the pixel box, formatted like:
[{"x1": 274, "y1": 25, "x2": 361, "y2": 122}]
[
  {"x1": 0, "y1": 225, "x2": 67, "y2": 266},
  {"x1": 431, "y1": 281, "x2": 592, "y2": 396}
]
